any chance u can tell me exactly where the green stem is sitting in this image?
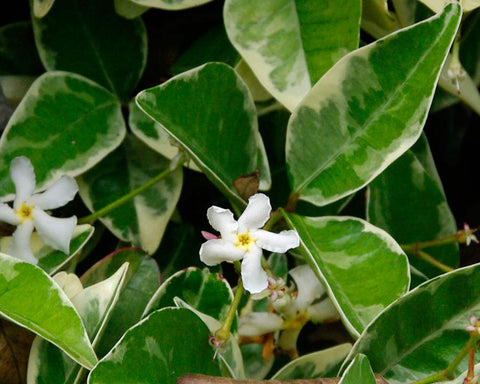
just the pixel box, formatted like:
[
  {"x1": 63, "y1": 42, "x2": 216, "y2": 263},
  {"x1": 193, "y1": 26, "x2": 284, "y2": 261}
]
[
  {"x1": 401, "y1": 235, "x2": 458, "y2": 252},
  {"x1": 263, "y1": 210, "x2": 284, "y2": 232},
  {"x1": 412, "y1": 334, "x2": 480, "y2": 384},
  {"x1": 215, "y1": 276, "x2": 244, "y2": 342},
  {"x1": 78, "y1": 161, "x2": 182, "y2": 224},
  {"x1": 416, "y1": 250, "x2": 454, "y2": 273}
]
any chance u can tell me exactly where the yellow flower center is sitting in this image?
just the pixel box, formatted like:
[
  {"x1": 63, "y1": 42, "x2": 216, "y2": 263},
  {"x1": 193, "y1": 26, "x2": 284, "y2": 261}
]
[
  {"x1": 283, "y1": 312, "x2": 309, "y2": 330},
  {"x1": 15, "y1": 203, "x2": 34, "y2": 222},
  {"x1": 235, "y1": 233, "x2": 254, "y2": 251}
]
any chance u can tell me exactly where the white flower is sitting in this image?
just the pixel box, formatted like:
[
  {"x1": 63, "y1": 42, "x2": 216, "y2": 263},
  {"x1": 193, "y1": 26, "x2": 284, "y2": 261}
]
[
  {"x1": 0, "y1": 157, "x2": 78, "y2": 264},
  {"x1": 239, "y1": 265, "x2": 339, "y2": 355},
  {"x1": 199, "y1": 193, "x2": 300, "y2": 294}
]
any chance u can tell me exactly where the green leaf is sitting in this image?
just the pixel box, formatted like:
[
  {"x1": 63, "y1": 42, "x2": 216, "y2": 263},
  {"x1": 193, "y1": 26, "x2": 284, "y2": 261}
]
[
  {"x1": 367, "y1": 134, "x2": 459, "y2": 277},
  {"x1": 224, "y1": 0, "x2": 361, "y2": 110},
  {"x1": 129, "y1": 0, "x2": 213, "y2": 10},
  {"x1": 87, "y1": 308, "x2": 222, "y2": 384},
  {"x1": 436, "y1": 56, "x2": 480, "y2": 116},
  {"x1": 32, "y1": 0, "x2": 147, "y2": 101},
  {"x1": 153, "y1": 221, "x2": 203, "y2": 281},
  {"x1": 0, "y1": 71, "x2": 126, "y2": 200},
  {"x1": 113, "y1": 0, "x2": 148, "y2": 19},
  {"x1": 33, "y1": 0, "x2": 56, "y2": 18},
  {"x1": 240, "y1": 344, "x2": 274, "y2": 380},
  {"x1": 272, "y1": 343, "x2": 352, "y2": 380},
  {"x1": 1, "y1": 225, "x2": 94, "y2": 275},
  {"x1": 361, "y1": 0, "x2": 400, "y2": 39},
  {"x1": 143, "y1": 267, "x2": 233, "y2": 325},
  {"x1": 128, "y1": 101, "x2": 201, "y2": 172},
  {"x1": 420, "y1": 0, "x2": 479, "y2": 12},
  {"x1": 80, "y1": 248, "x2": 160, "y2": 358},
  {"x1": 341, "y1": 263, "x2": 480, "y2": 383},
  {"x1": 135, "y1": 62, "x2": 270, "y2": 207},
  {"x1": 282, "y1": 213, "x2": 410, "y2": 337},
  {"x1": 173, "y1": 298, "x2": 245, "y2": 379},
  {"x1": 170, "y1": 25, "x2": 239, "y2": 76},
  {"x1": 339, "y1": 354, "x2": 376, "y2": 384},
  {"x1": 0, "y1": 253, "x2": 97, "y2": 369},
  {"x1": 77, "y1": 134, "x2": 183, "y2": 254},
  {"x1": 0, "y1": 22, "x2": 44, "y2": 76},
  {"x1": 27, "y1": 264, "x2": 129, "y2": 384},
  {"x1": 286, "y1": 4, "x2": 461, "y2": 207}
]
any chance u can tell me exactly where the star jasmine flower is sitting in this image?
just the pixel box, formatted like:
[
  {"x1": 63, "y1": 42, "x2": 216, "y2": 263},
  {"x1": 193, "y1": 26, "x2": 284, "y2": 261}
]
[
  {"x1": 199, "y1": 193, "x2": 300, "y2": 294},
  {"x1": 0, "y1": 157, "x2": 78, "y2": 264}
]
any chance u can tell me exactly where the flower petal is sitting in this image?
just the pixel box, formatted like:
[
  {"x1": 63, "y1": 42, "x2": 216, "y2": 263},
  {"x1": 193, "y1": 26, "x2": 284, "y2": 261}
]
[
  {"x1": 29, "y1": 176, "x2": 78, "y2": 210},
  {"x1": 308, "y1": 299, "x2": 340, "y2": 324},
  {"x1": 290, "y1": 264, "x2": 325, "y2": 311},
  {"x1": 32, "y1": 208, "x2": 76, "y2": 253},
  {"x1": 206, "y1": 206, "x2": 238, "y2": 241},
  {"x1": 0, "y1": 204, "x2": 20, "y2": 225},
  {"x1": 237, "y1": 193, "x2": 271, "y2": 232},
  {"x1": 254, "y1": 229, "x2": 300, "y2": 253},
  {"x1": 8, "y1": 220, "x2": 37, "y2": 264},
  {"x1": 241, "y1": 245, "x2": 268, "y2": 294},
  {"x1": 199, "y1": 238, "x2": 245, "y2": 266},
  {"x1": 239, "y1": 312, "x2": 284, "y2": 337},
  {"x1": 10, "y1": 157, "x2": 36, "y2": 209}
]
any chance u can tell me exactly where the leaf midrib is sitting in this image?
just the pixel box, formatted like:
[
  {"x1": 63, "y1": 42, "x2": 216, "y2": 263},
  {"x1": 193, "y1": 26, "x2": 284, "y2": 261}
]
[{"x1": 294, "y1": 14, "x2": 450, "y2": 195}]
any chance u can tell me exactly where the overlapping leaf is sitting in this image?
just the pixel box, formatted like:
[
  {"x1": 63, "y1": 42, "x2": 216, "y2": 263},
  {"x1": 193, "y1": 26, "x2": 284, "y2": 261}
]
[
  {"x1": 272, "y1": 344, "x2": 352, "y2": 380},
  {"x1": 32, "y1": 0, "x2": 147, "y2": 101},
  {"x1": 143, "y1": 267, "x2": 233, "y2": 324},
  {"x1": 224, "y1": 0, "x2": 361, "y2": 110},
  {"x1": 339, "y1": 354, "x2": 376, "y2": 384},
  {"x1": 128, "y1": 0, "x2": 213, "y2": 10},
  {"x1": 28, "y1": 264, "x2": 129, "y2": 384},
  {"x1": 367, "y1": 134, "x2": 459, "y2": 277},
  {"x1": 87, "y1": 308, "x2": 222, "y2": 384},
  {"x1": 0, "y1": 71, "x2": 126, "y2": 200},
  {"x1": 0, "y1": 225, "x2": 94, "y2": 275},
  {"x1": 80, "y1": 248, "x2": 160, "y2": 357},
  {"x1": 283, "y1": 213, "x2": 410, "y2": 337},
  {"x1": 78, "y1": 134, "x2": 183, "y2": 254},
  {"x1": 286, "y1": 4, "x2": 461, "y2": 206},
  {"x1": 341, "y1": 263, "x2": 480, "y2": 383},
  {"x1": 135, "y1": 62, "x2": 271, "y2": 207},
  {"x1": 0, "y1": 253, "x2": 97, "y2": 369}
]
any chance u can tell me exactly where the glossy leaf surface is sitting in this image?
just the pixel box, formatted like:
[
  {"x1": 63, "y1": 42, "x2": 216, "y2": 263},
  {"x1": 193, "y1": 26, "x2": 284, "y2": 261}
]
[
  {"x1": 28, "y1": 264, "x2": 129, "y2": 384},
  {"x1": 367, "y1": 134, "x2": 459, "y2": 276},
  {"x1": 135, "y1": 62, "x2": 270, "y2": 207},
  {"x1": 283, "y1": 213, "x2": 410, "y2": 337},
  {"x1": 273, "y1": 343, "x2": 352, "y2": 379},
  {"x1": 88, "y1": 308, "x2": 222, "y2": 384},
  {"x1": 78, "y1": 134, "x2": 182, "y2": 254},
  {"x1": 32, "y1": 0, "x2": 147, "y2": 101},
  {"x1": 286, "y1": 4, "x2": 461, "y2": 206},
  {"x1": 224, "y1": 0, "x2": 361, "y2": 110},
  {"x1": 143, "y1": 267, "x2": 233, "y2": 324},
  {"x1": 81, "y1": 248, "x2": 160, "y2": 358},
  {"x1": 339, "y1": 354, "x2": 376, "y2": 384},
  {"x1": 0, "y1": 253, "x2": 96, "y2": 369},
  {"x1": 0, "y1": 71, "x2": 126, "y2": 200},
  {"x1": 342, "y1": 263, "x2": 480, "y2": 383}
]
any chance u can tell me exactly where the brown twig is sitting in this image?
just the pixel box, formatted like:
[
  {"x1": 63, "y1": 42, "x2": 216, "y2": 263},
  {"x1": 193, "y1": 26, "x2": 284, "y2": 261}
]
[{"x1": 176, "y1": 373, "x2": 389, "y2": 384}]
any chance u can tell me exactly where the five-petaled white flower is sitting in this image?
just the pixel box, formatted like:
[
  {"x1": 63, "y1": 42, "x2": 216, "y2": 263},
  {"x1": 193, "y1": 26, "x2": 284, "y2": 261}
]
[
  {"x1": 0, "y1": 157, "x2": 78, "y2": 264},
  {"x1": 199, "y1": 193, "x2": 300, "y2": 294}
]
